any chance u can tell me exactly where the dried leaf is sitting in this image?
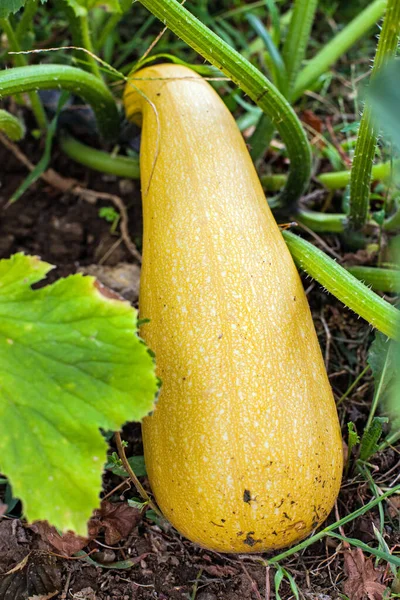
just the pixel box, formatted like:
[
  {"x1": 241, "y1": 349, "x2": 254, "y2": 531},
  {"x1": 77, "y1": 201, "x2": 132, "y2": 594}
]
[
  {"x1": 343, "y1": 548, "x2": 386, "y2": 600},
  {"x1": 30, "y1": 522, "x2": 88, "y2": 556},
  {"x1": 302, "y1": 110, "x2": 324, "y2": 134},
  {"x1": 89, "y1": 500, "x2": 141, "y2": 545},
  {"x1": 201, "y1": 564, "x2": 238, "y2": 577}
]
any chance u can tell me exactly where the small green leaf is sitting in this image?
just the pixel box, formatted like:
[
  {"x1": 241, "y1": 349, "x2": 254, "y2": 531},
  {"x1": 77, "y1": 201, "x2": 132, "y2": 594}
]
[
  {"x1": 347, "y1": 422, "x2": 360, "y2": 457},
  {"x1": 105, "y1": 453, "x2": 146, "y2": 478},
  {"x1": 0, "y1": 254, "x2": 158, "y2": 535},
  {"x1": 360, "y1": 417, "x2": 388, "y2": 461}
]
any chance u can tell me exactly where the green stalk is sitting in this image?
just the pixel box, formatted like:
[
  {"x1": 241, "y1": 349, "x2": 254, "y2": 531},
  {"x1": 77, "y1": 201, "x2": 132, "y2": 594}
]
[
  {"x1": 260, "y1": 159, "x2": 399, "y2": 191},
  {"x1": 79, "y1": 13, "x2": 102, "y2": 79},
  {"x1": 0, "y1": 17, "x2": 47, "y2": 131},
  {"x1": 135, "y1": 0, "x2": 312, "y2": 209},
  {"x1": 0, "y1": 109, "x2": 25, "y2": 141},
  {"x1": 97, "y1": 13, "x2": 122, "y2": 52},
  {"x1": 293, "y1": 0, "x2": 387, "y2": 101},
  {"x1": 0, "y1": 65, "x2": 119, "y2": 141},
  {"x1": 297, "y1": 210, "x2": 346, "y2": 232},
  {"x1": 349, "y1": 0, "x2": 400, "y2": 231},
  {"x1": 16, "y1": 0, "x2": 39, "y2": 42},
  {"x1": 269, "y1": 485, "x2": 400, "y2": 564},
  {"x1": 260, "y1": 173, "x2": 287, "y2": 192},
  {"x1": 59, "y1": 134, "x2": 140, "y2": 179},
  {"x1": 282, "y1": 231, "x2": 399, "y2": 339},
  {"x1": 282, "y1": 0, "x2": 318, "y2": 97},
  {"x1": 346, "y1": 266, "x2": 400, "y2": 293}
]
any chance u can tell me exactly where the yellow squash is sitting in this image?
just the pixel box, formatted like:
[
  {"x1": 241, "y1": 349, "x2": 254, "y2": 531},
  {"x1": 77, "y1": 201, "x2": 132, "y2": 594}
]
[{"x1": 124, "y1": 64, "x2": 343, "y2": 553}]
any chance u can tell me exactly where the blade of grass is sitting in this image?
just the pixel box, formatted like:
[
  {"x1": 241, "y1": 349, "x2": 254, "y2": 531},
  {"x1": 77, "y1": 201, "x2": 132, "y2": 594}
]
[{"x1": 293, "y1": 0, "x2": 387, "y2": 101}]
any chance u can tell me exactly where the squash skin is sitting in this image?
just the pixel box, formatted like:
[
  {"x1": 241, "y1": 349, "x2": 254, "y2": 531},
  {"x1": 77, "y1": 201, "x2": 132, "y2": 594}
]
[{"x1": 124, "y1": 64, "x2": 343, "y2": 553}]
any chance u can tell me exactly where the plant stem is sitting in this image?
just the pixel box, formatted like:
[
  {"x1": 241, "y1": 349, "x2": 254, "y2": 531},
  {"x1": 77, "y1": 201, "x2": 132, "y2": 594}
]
[
  {"x1": 0, "y1": 17, "x2": 47, "y2": 131},
  {"x1": 282, "y1": 230, "x2": 400, "y2": 339},
  {"x1": 346, "y1": 266, "x2": 400, "y2": 293},
  {"x1": 114, "y1": 432, "x2": 162, "y2": 517},
  {"x1": 261, "y1": 159, "x2": 398, "y2": 192},
  {"x1": 0, "y1": 65, "x2": 119, "y2": 140},
  {"x1": 282, "y1": 0, "x2": 318, "y2": 98},
  {"x1": 348, "y1": 0, "x2": 400, "y2": 231},
  {"x1": 16, "y1": 0, "x2": 39, "y2": 42},
  {"x1": 293, "y1": 0, "x2": 387, "y2": 101},
  {"x1": 79, "y1": 13, "x2": 102, "y2": 79},
  {"x1": 0, "y1": 109, "x2": 25, "y2": 141},
  {"x1": 338, "y1": 364, "x2": 370, "y2": 406},
  {"x1": 135, "y1": 0, "x2": 312, "y2": 209},
  {"x1": 59, "y1": 134, "x2": 140, "y2": 178},
  {"x1": 97, "y1": 13, "x2": 122, "y2": 52},
  {"x1": 297, "y1": 210, "x2": 346, "y2": 233},
  {"x1": 318, "y1": 159, "x2": 398, "y2": 190},
  {"x1": 268, "y1": 485, "x2": 400, "y2": 564}
]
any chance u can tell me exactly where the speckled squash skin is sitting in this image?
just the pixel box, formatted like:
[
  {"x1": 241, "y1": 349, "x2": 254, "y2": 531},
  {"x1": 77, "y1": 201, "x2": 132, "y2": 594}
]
[{"x1": 123, "y1": 64, "x2": 343, "y2": 553}]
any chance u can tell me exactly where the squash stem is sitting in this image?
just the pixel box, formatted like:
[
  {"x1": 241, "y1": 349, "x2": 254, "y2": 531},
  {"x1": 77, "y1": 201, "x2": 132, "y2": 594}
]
[
  {"x1": 296, "y1": 210, "x2": 346, "y2": 233},
  {"x1": 78, "y1": 13, "x2": 103, "y2": 79},
  {"x1": 0, "y1": 65, "x2": 119, "y2": 140},
  {"x1": 293, "y1": 0, "x2": 387, "y2": 101},
  {"x1": 16, "y1": 0, "x2": 39, "y2": 42},
  {"x1": 0, "y1": 17, "x2": 47, "y2": 131},
  {"x1": 135, "y1": 0, "x2": 312, "y2": 209},
  {"x1": 268, "y1": 485, "x2": 400, "y2": 564},
  {"x1": 348, "y1": 0, "x2": 400, "y2": 231},
  {"x1": 261, "y1": 159, "x2": 399, "y2": 192},
  {"x1": 346, "y1": 266, "x2": 400, "y2": 293},
  {"x1": 0, "y1": 109, "x2": 25, "y2": 141},
  {"x1": 114, "y1": 432, "x2": 163, "y2": 518},
  {"x1": 281, "y1": 0, "x2": 318, "y2": 98},
  {"x1": 282, "y1": 230, "x2": 400, "y2": 339},
  {"x1": 59, "y1": 133, "x2": 140, "y2": 178}
]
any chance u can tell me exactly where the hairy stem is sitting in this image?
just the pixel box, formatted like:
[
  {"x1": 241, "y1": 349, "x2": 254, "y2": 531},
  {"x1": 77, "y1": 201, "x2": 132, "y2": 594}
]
[
  {"x1": 346, "y1": 266, "x2": 400, "y2": 293},
  {"x1": 59, "y1": 134, "x2": 139, "y2": 178},
  {"x1": 282, "y1": 0, "x2": 318, "y2": 97},
  {"x1": 0, "y1": 65, "x2": 119, "y2": 140},
  {"x1": 348, "y1": 0, "x2": 400, "y2": 230},
  {"x1": 283, "y1": 231, "x2": 399, "y2": 339}
]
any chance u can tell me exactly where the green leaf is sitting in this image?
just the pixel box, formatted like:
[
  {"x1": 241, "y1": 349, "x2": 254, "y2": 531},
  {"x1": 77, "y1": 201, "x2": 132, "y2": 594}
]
[
  {"x1": 0, "y1": 0, "x2": 25, "y2": 18},
  {"x1": 0, "y1": 254, "x2": 157, "y2": 535},
  {"x1": 347, "y1": 422, "x2": 360, "y2": 457},
  {"x1": 359, "y1": 417, "x2": 388, "y2": 461},
  {"x1": 105, "y1": 453, "x2": 146, "y2": 478},
  {"x1": 368, "y1": 332, "x2": 398, "y2": 405}
]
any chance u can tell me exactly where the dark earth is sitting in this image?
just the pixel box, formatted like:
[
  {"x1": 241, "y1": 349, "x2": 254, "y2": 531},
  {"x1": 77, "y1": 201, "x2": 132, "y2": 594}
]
[{"x1": 0, "y1": 129, "x2": 399, "y2": 599}]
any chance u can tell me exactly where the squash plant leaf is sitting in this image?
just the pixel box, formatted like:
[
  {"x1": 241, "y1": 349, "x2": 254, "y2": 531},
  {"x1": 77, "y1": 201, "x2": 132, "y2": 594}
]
[
  {"x1": 0, "y1": 0, "x2": 47, "y2": 18},
  {"x1": 0, "y1": 254, "x2": 158, "y2": 535}
]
